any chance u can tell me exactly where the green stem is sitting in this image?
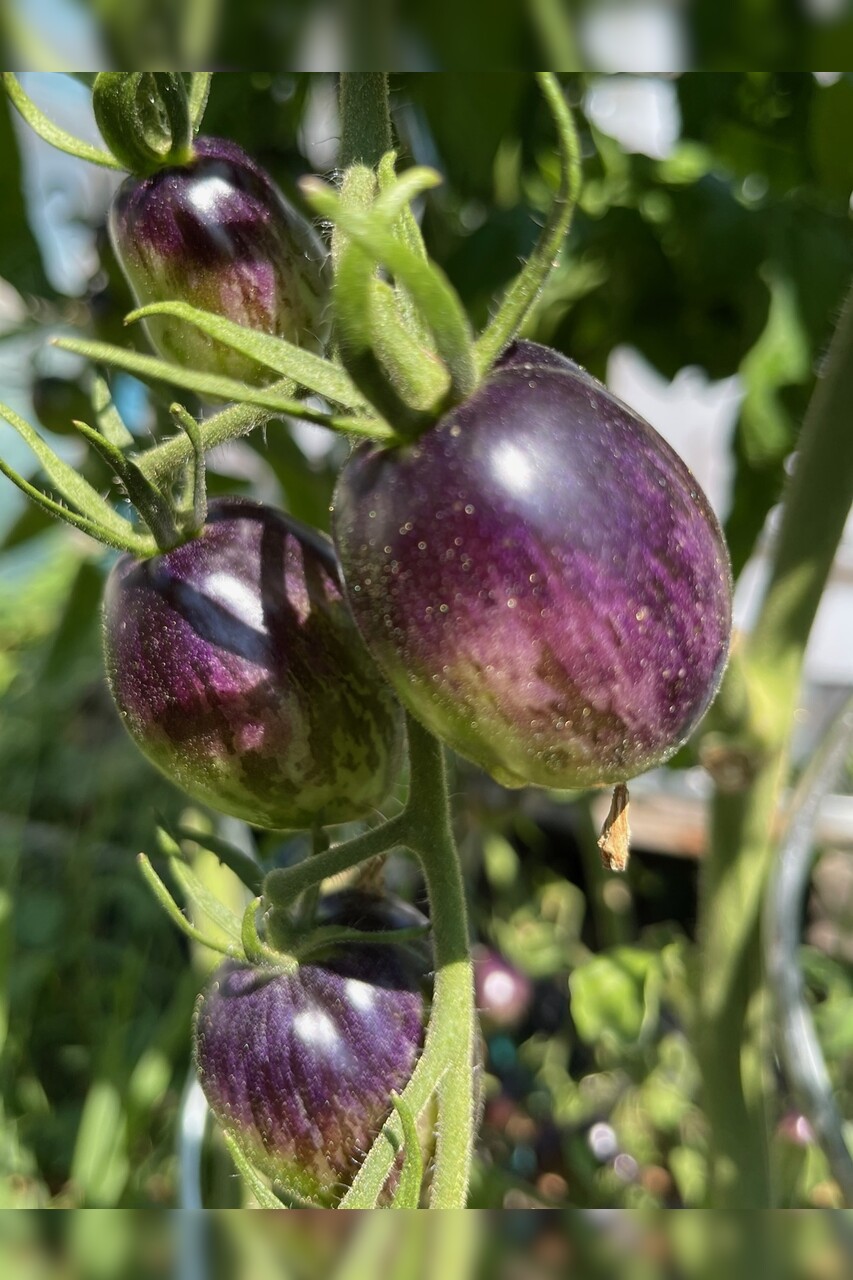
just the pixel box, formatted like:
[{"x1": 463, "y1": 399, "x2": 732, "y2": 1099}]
[
  {"x1": 342, "y1": 716, "x2": 476, "y2": 1209},
  {"x1": 339, "y1": 75, "x2": 392, "y2": 169},
  {"x1": 263, "y1": 815, "x2": 408, "y2": 911},
  {"x1": 404, "y1": 717, "x2": 476, "y2": 1208},
  {"x1": 697, "y1": 277, "x2": 853, "y2": 1208}
]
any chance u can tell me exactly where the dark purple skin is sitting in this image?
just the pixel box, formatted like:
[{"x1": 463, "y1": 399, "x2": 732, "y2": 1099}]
[
  {"x1": 332, "y1": 363, "x2": 732, "y2": 790},
  {"x1": 497, "y1": 338, "x2": 596, "y2": 383},
  {"x1": 109, "y1": 137, "x2": 329, "y2": 381},
  {"x1": 103, "y1": 499, "x2": 403, "y2": 829},
  {"x1": 473, "y1": 947, "x2": 533, "y2": 1032},
  {"x1": 193, "y1": 891, "x2": 427, "y2": 1203}
]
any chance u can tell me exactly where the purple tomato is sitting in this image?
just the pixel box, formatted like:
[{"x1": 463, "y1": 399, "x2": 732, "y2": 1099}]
[
  {"x1": 194, "y1": 890, "x2": 427, "y2": 1203},
  {"x1": 332, "y1": 360, "x2": 731, "y2": 790},
  {"x1": 109, "y1": 137, "x2": 329, "y2": 381},
  {"x1": 103, "y1": 499, "x2": 403, "y2": 829}
]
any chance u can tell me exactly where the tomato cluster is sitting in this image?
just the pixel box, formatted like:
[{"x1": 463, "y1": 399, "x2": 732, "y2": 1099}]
[{"x1": 99, "y1": 127, "x2": 731, "y2": 1200}]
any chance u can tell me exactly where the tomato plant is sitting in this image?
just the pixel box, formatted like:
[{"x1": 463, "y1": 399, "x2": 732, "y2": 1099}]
[{"x1": 1, "y1": 70, "x2": 852, "y2": 1216}]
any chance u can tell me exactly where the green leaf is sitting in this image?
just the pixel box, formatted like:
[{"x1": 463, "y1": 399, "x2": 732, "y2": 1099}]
[
  {"x1": 0, "y1": 400, "x2": 143, "y2": 542},
  {"x1": 0, "y1": 454, "x2": 153, "y2": 555},
  {"x1": 333, "y1": 236, "x2": 438, "y2": 432},
  {"x1": 304, "y1": 177, "x2": 478, "y2": 405},
  {"x1": 53, "y1": 337, "x2": 395, "y2": 442},
  {"x1": 2, "y1": 73, "x2": 123, "y2": 170},
  {"x1": 71, "y1": 418, "x2": 182, "y2": 552},
  {"x1": 166, "y1": 859, "x2": 244, "y2": 946},
  {"x1": 389, "y1": 1092, "x2": 424, "y2": 1208},
  {"x1": 187, "y1": 73, "x2": 212, "y2": 133},
  {"x1": 91, "y1": 375, "x2": 135, "y2": 450},
  {"x1": 475, "y1": 72, "x2": 582, "y2": 373},
  {"x1": 240, "y1": 897, "x2": 289, "y2": 968},
  {"x1": 170, "y1": 825, "x2": 263, "y2": 896},
  {"x1": 170, "y1": 404, "x2": 208, "y2": 534},
  {"x1": 372, "y1": 281, "x2": 451, "y2": 409},
  {"x1": 221, "y1": 1133, "x2": 292, "y2": 1208},
  {"x1": 125, "y1": 301, "x2": 364, "y2": 408},
  {"x1": 136, "y1": 853, "x2": 236, "y2": 957}
]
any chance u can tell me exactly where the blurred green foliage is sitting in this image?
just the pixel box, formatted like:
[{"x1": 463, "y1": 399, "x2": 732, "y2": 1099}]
[{"x1": 1, "y1": 72, "x2": 852, "y2": 1213}]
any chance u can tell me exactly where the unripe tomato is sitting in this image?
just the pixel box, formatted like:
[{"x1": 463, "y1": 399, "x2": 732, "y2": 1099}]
[
  {"x1": 103, "y1": 499, "x2": 403, "y2": 829},
  {"x1": 108, "y1": 137, "x2": 329, "y2": 381},
  {"x1": 194, "y1": 891, "x2": 427, "y2": 1203},
  {"x1": 333, "y1": 351, "x2": 732, "y2": 790}
]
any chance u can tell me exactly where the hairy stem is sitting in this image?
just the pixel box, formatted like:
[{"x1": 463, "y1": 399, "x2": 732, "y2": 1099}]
[
  {"x1": 697, "y1": 278, "x2": 853, "y2": 1207},
  {"x1": 341, "y1": 717, "x2": 477, "y2": 1208},
  {"x1": 339, "y1": 74, "x2": 392, "y2": 170}
]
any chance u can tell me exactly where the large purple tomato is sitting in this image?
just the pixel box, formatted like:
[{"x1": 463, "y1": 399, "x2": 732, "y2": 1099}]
[
  {"x1": 103, "y1": 499, "x2": 403, "y2": 828},
  {"x1": 194, "y1": 890, "x2": 427, "y2": 1203},
  {"x1": 332, "y1": 354, "x2": 732, "y2": 790},
  {"x1": 109, "y1": 137, "x2": 329, "y2": 381}
]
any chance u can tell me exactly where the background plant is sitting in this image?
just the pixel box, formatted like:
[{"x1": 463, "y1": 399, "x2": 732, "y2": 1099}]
[{"x1": 0, "y1": 71, "x2": 852, "y2": 1211}]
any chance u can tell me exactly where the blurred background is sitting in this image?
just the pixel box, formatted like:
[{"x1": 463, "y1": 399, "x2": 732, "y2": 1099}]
[
  {"x1": 0, "y1": 1208, "x2": 851, "y2": 1279},
  {"x1": 1, "y1": 72, "x2": 853, "y2": 1216},
  {"x1": 5, "y1": 0, "x2": 853, "y2": 71}
]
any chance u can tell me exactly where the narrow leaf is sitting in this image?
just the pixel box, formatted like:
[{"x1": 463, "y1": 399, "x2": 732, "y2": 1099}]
[
  {"x1": 475, "y1": 72, "x2": 582, "y2": 372},
  {"x1": 0, "y1": 455, "x2": 152, "y2": 553},
  {"x1": 372, "y1": 163, "x2": 443, "y2": 223},
  {"x1": 334, "y1": 237, "x2": 436, "y2": 433},
  {"x1": 126, "y1": 301, "x2": 363, "y2": 408},
  {"x1": 137, "y1": 854, "x2": 236, "y2": 956},
  {"x1": 172, "y1": 825, "x2": 264, "y2": 897},
  {"x1": 91, "y1": 374, "x2": 135, "y2": 449},
  {"x1": 390, "y1": 1092, "x2": 424, "y2": 1208},
  {"x1": 303, "y1": 179, "x2": 477, "y2": 404},
  {"x1": 187, "y1": 73, "x2": 212, "y2": 133},
  {"x1": 167, "y1": 859, "x2": 244, "y2": 945},
  {"x1": 0, "y1": 400, "x2": 139, "y2": 538},
  {"x1": 378, "y1": 151, "x2": 432, "y2": 346},
  {"x1": 2, "y1": 72, "x2": 124, "y2": 170},
  {"x1": 171, "y1": 404, "x2": 208, "y2": 533},
  {"x1": 372, "y1": 281, "x2": 450, "y2": 408},
  {"x1": 241, "y1": 898, "x2": 287, "y2": 968},
  {"x1": 53, "y1": 337, "x2": 395, "y2": 441},
  {"x1": 72, "y1": 418, "x2": 182, "y2": 552},
  {"x1": 221, "y1": 1134, "x2": 288, "y2": 1208}
]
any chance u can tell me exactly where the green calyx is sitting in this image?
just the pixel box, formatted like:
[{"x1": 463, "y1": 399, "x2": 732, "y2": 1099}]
[{"x1": 92, "y1": 73, "x2": 195, "y2": 176}]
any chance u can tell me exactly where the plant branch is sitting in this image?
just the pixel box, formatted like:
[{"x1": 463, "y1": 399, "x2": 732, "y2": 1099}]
[
  {"x1": 764, "y1": 693, "x2": 853, "y2": 1206},
  {"x1": 697, "y1": 277, "x2": 853, "y2": 1208},
  {"x1": 341, "y1": 716, "x2": 476, "y2": 1209}
]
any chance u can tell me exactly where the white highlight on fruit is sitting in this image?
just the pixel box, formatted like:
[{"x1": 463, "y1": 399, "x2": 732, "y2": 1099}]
[
  {"x1": 490, "y1": 441, "x2": 535, "y2": 498},
  {"x1": 206, "y1": 571, "x2": 265, "y2": 630},
  {"x1": 188, "y1": 174, "x2": 237, "y2": 217},
  {"x1": 344, "y1": 979, "x2": 376, "y2": 1012},
  {"x1": 293, "y1": 1009, "x2": 340, "y2": 1050}
]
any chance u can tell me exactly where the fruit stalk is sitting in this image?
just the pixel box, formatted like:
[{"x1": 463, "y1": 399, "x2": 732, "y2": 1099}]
[
  {"x1": 698, "y1": 277, "x2": 853, "y2": 1208},
  {"x1": 341, "y1": 715, "x2": 477, "y2": 1208}
]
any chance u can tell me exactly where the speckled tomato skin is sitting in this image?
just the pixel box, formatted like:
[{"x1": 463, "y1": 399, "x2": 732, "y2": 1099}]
[
  {"x1": 109, "y1": 137, "x2": 329, "y2": 381},
  {"x1": 103, "y1": 499, "x2": 403, "y2": 829},
  {"x1": 496, "y1": 338, "x2": 594, "y2": 381},
  {"x1": 332, "y1": 364, "x2": 732, "y2": 790},
  {"x1": 193, "y1": 892, "x2": 427, "y2": 1202}
]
